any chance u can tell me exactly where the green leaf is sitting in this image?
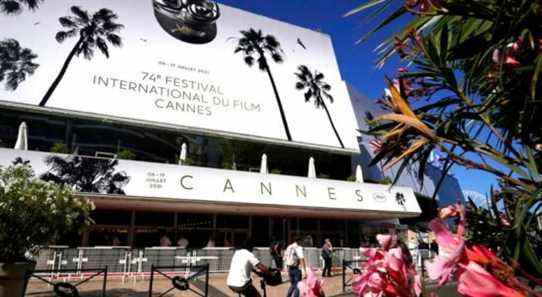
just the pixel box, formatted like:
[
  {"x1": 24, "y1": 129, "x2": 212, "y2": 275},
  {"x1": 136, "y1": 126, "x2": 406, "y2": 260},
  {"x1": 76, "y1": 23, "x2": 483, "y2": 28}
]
[
  {"x1": 486, "y1": 153, "x2": 530, "y2": 180},
  {"x1": 344, "y1": 0, "x2": 389, "y2": 17},
  {"x1": 356, "y1": 6, "x2": 407, "y2": 44},
  {"x1": 521, "y1": 239, "x2": 542, "y2": 278},
  {"x1": 439, "y1": 24, "x2": 449, "y2": 64},
  {"x1": 525, "y1": 147, "x2": 542, "y2": 182},
  {"x1": 531, "y1": 54, "x2": 542, "y2": 100}
]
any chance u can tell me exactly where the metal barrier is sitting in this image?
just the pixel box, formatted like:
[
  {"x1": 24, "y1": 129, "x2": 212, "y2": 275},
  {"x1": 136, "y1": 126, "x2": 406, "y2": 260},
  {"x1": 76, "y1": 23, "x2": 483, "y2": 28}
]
[
  {"x1": 342, "y1": 259, "x2": 365, "y2": 292},
  {"x1": 148, "y1": 263, "x2": 209, "y2": 297},
  {"x1": 35, "y1": 246, "x2": 364, "y2": 279},
  {"x1": 26, "y1": 267, "x2": 108, "y2": 297}
]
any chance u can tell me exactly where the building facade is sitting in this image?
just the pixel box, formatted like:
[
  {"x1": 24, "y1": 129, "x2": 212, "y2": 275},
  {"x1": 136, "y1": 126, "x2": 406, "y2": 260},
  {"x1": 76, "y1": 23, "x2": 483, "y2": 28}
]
[{"x1": 0, "y1": 1, "x2": 463, "y2": 249}]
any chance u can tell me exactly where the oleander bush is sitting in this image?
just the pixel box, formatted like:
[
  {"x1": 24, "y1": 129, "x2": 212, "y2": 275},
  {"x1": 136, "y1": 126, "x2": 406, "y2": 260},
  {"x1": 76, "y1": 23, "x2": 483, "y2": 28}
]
[{"x1": 0, "y1": 162, "x2": 93, "y2": 262}]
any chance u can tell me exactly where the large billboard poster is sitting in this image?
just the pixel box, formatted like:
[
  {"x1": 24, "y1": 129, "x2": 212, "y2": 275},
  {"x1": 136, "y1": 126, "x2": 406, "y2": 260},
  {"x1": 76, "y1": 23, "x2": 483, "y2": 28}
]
[{"x1": 0, "y1": 1, "x2": 360, "y2": 151}]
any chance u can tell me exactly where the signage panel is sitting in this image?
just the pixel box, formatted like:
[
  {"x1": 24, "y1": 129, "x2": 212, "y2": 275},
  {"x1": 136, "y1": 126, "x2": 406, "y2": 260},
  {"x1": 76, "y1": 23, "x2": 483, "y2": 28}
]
[
  {"x1": 0, "y1": 149, "x2": 421, "y2": 215},
  {"x1": 0, "y1": 1, "x2": 360, "y2": 151}
]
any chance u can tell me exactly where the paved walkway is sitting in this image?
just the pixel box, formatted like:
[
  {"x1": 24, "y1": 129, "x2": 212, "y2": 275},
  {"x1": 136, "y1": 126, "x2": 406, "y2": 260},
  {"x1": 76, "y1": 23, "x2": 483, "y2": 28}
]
[{"x1": 26, "y1": 272, "x2": 460, "y2": 297}]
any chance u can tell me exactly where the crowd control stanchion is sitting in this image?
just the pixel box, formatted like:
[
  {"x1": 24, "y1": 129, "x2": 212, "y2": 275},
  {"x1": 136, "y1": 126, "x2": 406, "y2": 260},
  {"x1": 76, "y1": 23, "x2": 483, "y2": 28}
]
[
  {"x1": 26, "y1": 266, "x2": 108, "y2": 297},
  {"x1": 342, "y1": 259, "x2": 364, "y2": 292},
  {"x1": 148, "y1": 263, "x2": 209, "y2": 297}
]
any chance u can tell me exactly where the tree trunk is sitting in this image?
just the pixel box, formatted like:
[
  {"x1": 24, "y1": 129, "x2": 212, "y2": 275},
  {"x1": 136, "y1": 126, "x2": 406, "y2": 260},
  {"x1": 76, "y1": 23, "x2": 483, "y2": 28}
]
[
  {"x1": 263, "y1": 62, "x2": 292, "y2": 141},
  {"x1": 322, "y1": 100, "x2": 345, "y2": 148},
  {"x1": 39, "y1": 38, "x2": 83, "y2": 107}
]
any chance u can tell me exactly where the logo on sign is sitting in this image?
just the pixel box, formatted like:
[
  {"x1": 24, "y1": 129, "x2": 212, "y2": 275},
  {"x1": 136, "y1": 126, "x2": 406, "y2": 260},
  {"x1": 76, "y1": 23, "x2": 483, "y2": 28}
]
[
  {"x1": 395, "y1": 192, "x2": 406, "y2": 206},
  {"x1": 153, "y1": 0, "x2": 220, "y2": 44},
  {"x1": 372, "y1": 192, "x2": 387, "y2": 203}
]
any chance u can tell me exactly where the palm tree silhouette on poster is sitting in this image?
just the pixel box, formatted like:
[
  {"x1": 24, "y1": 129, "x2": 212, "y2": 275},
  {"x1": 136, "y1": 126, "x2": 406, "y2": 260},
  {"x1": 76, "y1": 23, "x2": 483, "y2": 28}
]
[
  {"x1": 39, "y1": 6, "x2": 123, "y2": 107},
  {"x1": 294, "y1": 65, "x2": 345, "y2": 148},
  {"x1": 234, "y1": 28, "x2": 292, "y2": 141},
  {"x1": 41, "y1": 155, "x2": 130, "y2": 195},
  {"x1": 0, "y1": 38, "x2": 39, "y2": 90},
  {"x1": 0, "y1": 0, "x2": 42, "y2": 15}
]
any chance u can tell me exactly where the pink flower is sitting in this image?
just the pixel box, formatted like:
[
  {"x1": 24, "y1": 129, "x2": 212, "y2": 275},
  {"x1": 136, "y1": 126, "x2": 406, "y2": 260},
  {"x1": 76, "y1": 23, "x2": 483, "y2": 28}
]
[
  {"x1": 353, "y1": 266, "x2": 387, "y2": 297},
  {"x1": 376, "y1": 233, "x2": 397, "y2": 250},
  {"x1": 426, "y1": 208, "x2": 466, "y2": 286},
  {"x1": 298, "y1": 268, "x2": 325, "y2": 297},
  {"x1": 465, "y1": 245, "x2": 497, "y2": 266},
  {"x1": 457, "y1": 262, "x2": 526, "y2": 297},
  {"x1": 492, "y1": 48, "x2": 520, "y2": 68},
  {"x1": 499, "y1": 213, "x2": 511, "y2": 226},
  {"x1": 438, "y1": 203, "x2": 461, "y2": 220},
  {"x1": 354, "y1": 234, "x2": 420, "y2": 297}
]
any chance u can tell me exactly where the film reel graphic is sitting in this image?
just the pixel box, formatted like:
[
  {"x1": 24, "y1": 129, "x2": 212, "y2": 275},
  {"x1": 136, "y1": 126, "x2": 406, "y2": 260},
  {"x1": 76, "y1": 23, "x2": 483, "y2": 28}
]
[{"x1": 153, "y1": 0, "x2": 220, "y2": 44}]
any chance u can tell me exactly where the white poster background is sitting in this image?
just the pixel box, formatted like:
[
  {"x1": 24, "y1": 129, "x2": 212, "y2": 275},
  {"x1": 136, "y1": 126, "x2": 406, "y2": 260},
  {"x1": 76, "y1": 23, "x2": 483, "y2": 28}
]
[{"x1": 0, "y1": 1, "x2": 360, "y2": 151}]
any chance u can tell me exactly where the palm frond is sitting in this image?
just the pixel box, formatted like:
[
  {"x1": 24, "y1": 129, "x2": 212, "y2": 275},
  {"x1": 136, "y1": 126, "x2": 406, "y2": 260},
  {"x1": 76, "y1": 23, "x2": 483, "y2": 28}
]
[
  {"x1": 55, "y1": 29, "x2": 77, "y2": 43},
  {"x1": 315, "y1": 72, "x2": 324, "y2": 81},
  {"x1": 59, "y1": 16, "x2": 77, "y2": 28},
  {"x1": 102, "y1": 21, "x2": 124, "y2": 33},
  {"x1": 304, "y1": 90, "x2": 312, "y2": 103},
  {"x1": 70, "y1": 6, "x2": 90, "y2": 23},
  {"x1": 244, "y1": 56, "x2": 254, "y2": 67},
  {"x1": 95, "y1": 37, "x2": 109, "y2": 58},
  {"x1": 0, "y1": 1, "x2": 21, "y2": 14},
  {"x1": 271, "y1": 53, "x2": 283, "y2": 63},
  {"x1": 0, "y1": 0, "x2": 42, "y2": 15},
  {"x1": 323, "y1": 91, "x2": 334, "y2": 103},
  {"x1": 106, "y1": 33, "x2": 122, "y2": 47}
]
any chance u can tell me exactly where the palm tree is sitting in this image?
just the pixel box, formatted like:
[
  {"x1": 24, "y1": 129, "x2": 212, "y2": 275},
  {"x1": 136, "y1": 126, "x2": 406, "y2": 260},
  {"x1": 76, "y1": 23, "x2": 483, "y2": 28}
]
[
  {"x1": 39, "y1": 6, "x2": 123, "y2": 107},
  {"x1": 0, "y1": 38, "x2": 39, "y2": 90},
  {"x1": 234, "y1": 28, "x2": 292, "y2": 141},
  {"x1": 0, "y1": 0, "x2": 42, "y2": 15},
  {"x1": 294, "y1": 65, "x2": 345, "y2": 148},
  {"x1": 41, "y1": 155, "x2": 130, "y2": 194}
]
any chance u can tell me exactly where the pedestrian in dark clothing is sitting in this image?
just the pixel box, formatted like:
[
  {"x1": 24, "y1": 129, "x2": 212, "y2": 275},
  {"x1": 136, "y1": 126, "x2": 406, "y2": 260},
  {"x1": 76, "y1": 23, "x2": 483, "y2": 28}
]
[
  {"x1": 321, "y1": 238, "x2": 333, "y2": 277},
  {"x1": 270, "y1": 240, "x2": 283, "y2": 269}
]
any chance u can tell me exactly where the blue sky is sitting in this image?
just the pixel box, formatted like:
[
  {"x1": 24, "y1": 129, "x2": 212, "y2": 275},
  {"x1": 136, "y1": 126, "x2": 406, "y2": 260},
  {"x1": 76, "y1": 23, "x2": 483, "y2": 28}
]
[{"x1": 218, "y1": 0, "x2": 497, "y2": 196}]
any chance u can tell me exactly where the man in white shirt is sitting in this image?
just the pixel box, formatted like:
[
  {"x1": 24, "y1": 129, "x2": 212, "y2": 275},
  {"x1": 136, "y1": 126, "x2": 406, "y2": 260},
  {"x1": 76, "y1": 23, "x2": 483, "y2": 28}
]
[
  {"x1": 227, "y1": 239, "x2": 269, "y2": 297},
  {"x1": 285, "y1": 236, "x2": 306, "y2": 297}
]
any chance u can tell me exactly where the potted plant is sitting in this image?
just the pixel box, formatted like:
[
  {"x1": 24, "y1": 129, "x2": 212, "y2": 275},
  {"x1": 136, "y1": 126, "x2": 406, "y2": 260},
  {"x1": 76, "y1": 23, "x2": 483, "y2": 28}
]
[{"x1": 0, "y1": 162, "x2": 94, "y2": 297}]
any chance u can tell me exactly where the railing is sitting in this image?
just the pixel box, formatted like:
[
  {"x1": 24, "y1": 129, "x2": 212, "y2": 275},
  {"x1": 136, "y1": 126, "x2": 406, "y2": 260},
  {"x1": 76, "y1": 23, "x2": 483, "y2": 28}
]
[
  {"x1": 342, "y1": 259, "x2": 365, "y2": 292},
  {"x1": 34, "y1": 246, "x2": 364, "y2": 280},
  {"x1": 148, "y1": 264, "x2": 209, "y2": 297},
  {"x1": 26, "y1": 267, "x2": 108, "y2": 297}
]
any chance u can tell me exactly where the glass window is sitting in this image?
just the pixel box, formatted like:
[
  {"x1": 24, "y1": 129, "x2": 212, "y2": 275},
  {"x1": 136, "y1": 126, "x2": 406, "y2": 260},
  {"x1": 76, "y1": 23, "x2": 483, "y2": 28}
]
[
  {"x1": 216, "y1": 214, "x2": 248, "y2": 229},
  {"x1": 135, "y1": 211, "x2": 174, "y2": 227},
  {"x1": 91, "y1": 209, "x2": 132, "y2": 226},
  {"x1": 0, "y1": 106, "x2": 352, "y2": 180}
]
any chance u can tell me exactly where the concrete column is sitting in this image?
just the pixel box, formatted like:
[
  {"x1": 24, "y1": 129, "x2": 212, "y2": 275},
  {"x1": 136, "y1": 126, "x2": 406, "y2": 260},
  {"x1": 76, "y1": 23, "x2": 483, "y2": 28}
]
[
  {"x1": 173, "y1": 212, "x2": 178, "y2": 243},
  {"x1": 344, "y1": 220, "x2": 349, "y2": 247},
  {"x1": 128, "y1": 210, "x2": 136, "y2": 247},
  {"x1": 316, "y1": 219, "x2": 321, "y2": 246},
  {"x1": 81, "y1": 230, "x2": 89, "y2": 247},
  {"x1": 248, "y1": 216, "x2": 253, "y2": 239},
  {"x1": 268, "y1": 217, "x2": 273, "y2": 240}
]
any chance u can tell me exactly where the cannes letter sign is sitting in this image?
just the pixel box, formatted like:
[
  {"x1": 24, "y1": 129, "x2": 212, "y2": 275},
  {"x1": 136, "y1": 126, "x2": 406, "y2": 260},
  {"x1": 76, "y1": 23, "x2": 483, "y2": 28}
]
[
  {"x1": 0, "y1": 149, "x2": 421, "y2": 216},
  {"x1": 0, "y1": 1, "x2": 360, "y2": 151}
]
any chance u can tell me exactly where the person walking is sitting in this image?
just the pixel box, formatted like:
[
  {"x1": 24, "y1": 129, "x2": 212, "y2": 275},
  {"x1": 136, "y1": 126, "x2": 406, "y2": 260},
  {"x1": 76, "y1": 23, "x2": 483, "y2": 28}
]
[
  {"x1": 285, "y1": 236, "x2": 306, "y2": 297},
  {"x1": 321, "y1": 238, "x2": 333, "y2": 277},
  {"x1": 270, "y1": 240, "x2": 283, "y2": 269},
  {"x1": 227, "y1": 238, "x2": 269, "y2": 297}
]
